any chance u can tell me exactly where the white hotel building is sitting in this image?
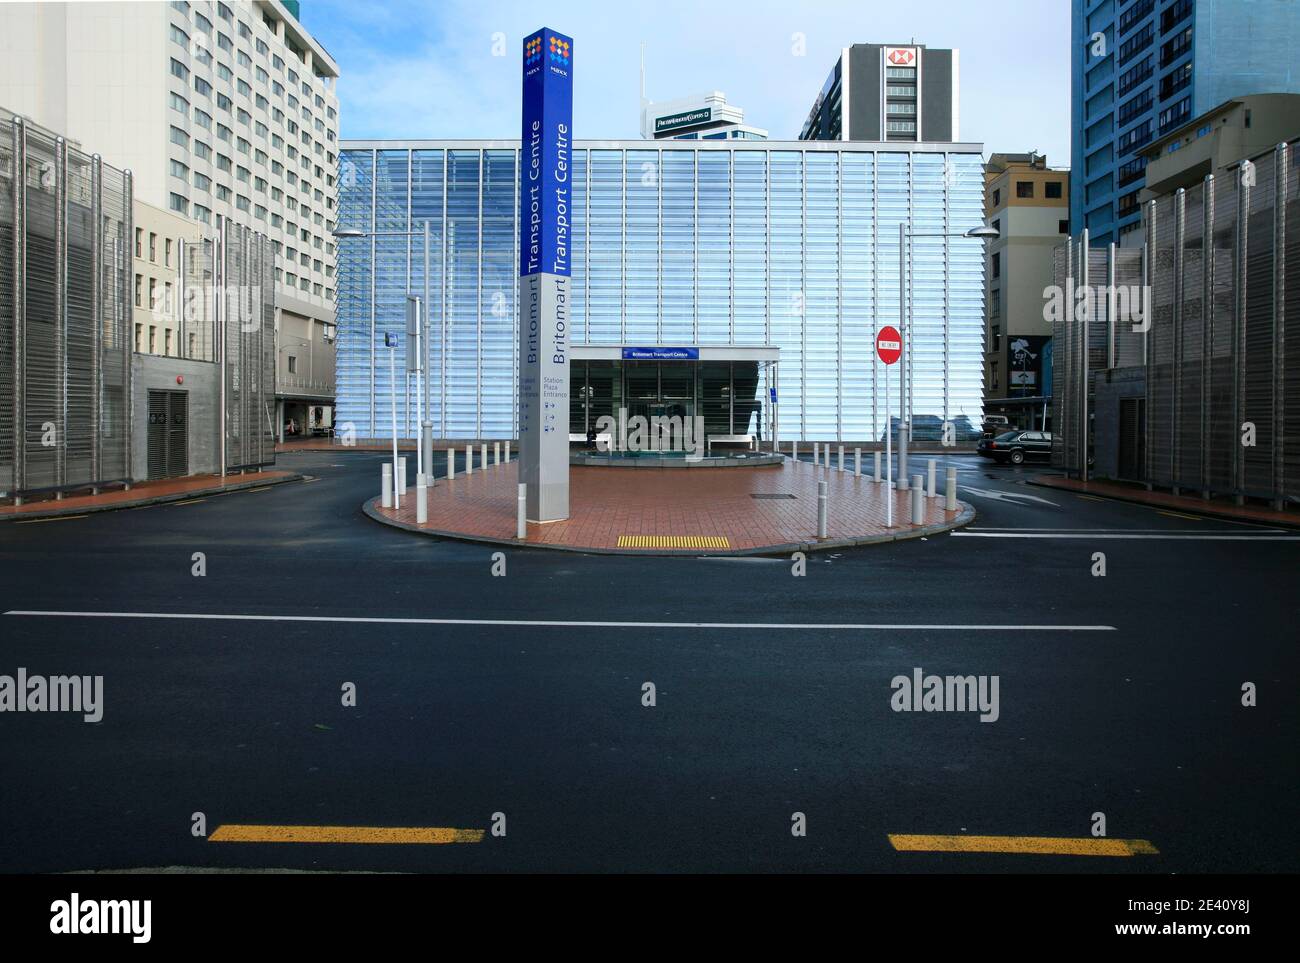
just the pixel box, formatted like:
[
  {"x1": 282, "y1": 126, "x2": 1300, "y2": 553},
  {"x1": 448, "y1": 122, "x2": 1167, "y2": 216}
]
[{"x1": 0, "y1": 0, "x2": 340, "y2": 425}]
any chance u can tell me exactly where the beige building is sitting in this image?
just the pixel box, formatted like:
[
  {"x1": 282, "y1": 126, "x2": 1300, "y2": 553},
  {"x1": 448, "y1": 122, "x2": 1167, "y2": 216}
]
[
  {"x1": 132, "y1": 199, "x2": 203, "y2": 359},
  {"x1": 983, "y1": 152, "x2": 1070, "y2": 431},
  {"x1": 0, "y1": 0, "x2": 338, "y2": 434}
]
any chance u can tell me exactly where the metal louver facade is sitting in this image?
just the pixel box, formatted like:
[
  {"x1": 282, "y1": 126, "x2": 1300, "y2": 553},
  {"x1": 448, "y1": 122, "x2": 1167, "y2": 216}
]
[
  {"x1": 1052, "y1": 140, "x2": 1299, "y2": 507},
  {"x1": 1, "y1": 108, "x2": 133, "y2": 503}
]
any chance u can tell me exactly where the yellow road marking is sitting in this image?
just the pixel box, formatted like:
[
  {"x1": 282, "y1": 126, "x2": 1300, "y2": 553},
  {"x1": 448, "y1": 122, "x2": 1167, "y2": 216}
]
[
  {"x1": 617, "y1": 535, "x2": 731, "y2": 549},
  {"x1": 243, "y1": 486, "x2": 275, "y2": 493},
  {"x1": 1158, "y1": 510, "x2": 1202, "y2": 521},
  {"x1": 888, "y1": 834, "x2": 1158, "y2": 857},
  {"x1": 14, "y1": 514, "x2": 89, "y2": 524},
  {"x1": 209, "y1": 824, "x2": 484, "y2": 844},
  {"x1": 172, "y1": 498, "x2": 208, "y2": 506}
]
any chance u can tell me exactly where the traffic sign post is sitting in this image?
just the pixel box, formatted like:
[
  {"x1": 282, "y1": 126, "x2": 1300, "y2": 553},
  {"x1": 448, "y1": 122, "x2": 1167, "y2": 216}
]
[{"x1": 877, "y1": 326, "x2": 902, "y2": 527}]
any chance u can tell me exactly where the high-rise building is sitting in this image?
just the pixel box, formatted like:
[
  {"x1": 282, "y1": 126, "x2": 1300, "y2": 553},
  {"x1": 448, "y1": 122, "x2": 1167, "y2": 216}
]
[
  {"x1": 0, "y1": 0, "x2": 340, "y2": 430},
  {"x1": 336, "y1": 139, "x2": 988, "y2": 444},
  {"x1": 799, "y1": 43, "x2": 959, "y2": 143},
  {"x1": 1070, "y1": 0, "x2": 1300, "y2": 245},
  {"x1": 982, "y1": 153, "x2": 1070, "y2": 430},
  {"x1": 641, "y1": 92, "x2": 767, "y2": 141}
]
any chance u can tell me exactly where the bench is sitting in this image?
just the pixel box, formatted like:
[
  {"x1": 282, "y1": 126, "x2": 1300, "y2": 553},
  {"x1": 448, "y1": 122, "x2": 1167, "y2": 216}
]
[{"x1": 707, "y1": 434, "x2": 756, "y2": 454}]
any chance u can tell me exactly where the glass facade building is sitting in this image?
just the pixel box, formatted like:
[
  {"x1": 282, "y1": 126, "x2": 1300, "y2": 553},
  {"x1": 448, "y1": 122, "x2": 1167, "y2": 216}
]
[{"x1": 337, "y1": 139, "x2": 986, "y2": 442}]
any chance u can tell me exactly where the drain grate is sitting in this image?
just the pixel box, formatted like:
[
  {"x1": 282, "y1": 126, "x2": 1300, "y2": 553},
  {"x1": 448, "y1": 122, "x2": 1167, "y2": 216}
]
[{"x1": 750, "y1": 493, "x2": 797, "y2": 499}]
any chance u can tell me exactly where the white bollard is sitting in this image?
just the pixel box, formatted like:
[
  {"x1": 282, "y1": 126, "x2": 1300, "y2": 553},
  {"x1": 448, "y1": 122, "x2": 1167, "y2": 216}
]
[
  {"x1": 505, "y1": 440, "x2": 511, "y2": 463},
  {"x1": 792, "y1": 440, "x2": 799, "y2": 462},
  {"x1": 838, "y1": 445, "x2": 845, "y2": 471},
  {"x1": 873, "y1": 451, "x2": 882, "y2": 483},
  {"x1": 813, "y1": 442, "x2": 819, "y2": 466},
  {"x1": 381, "y1": 462, "x2": 392, "y2": 508},
  {"x1": 817, "y1": 480, "x2": 828, "y2": 539},
  {"x1": 517, "y1": 483, "x2": 527, "y2": 539},
  {"x1": 855, "y1": 448, "x2": 861, "y2": 477},
  {"x1": 447, "y1": 447, "x2": 455, "y2": 480},
  {"x1": 416, "y1": 473, "x2": 427, "y2": 524},
  {"x1": 911, "y1": 475, "x2": 924, "y2": 525},
  {"x1": 494, "y1": 442, "x2": 501, "y2": 466},
  {"x1": 398, "y1": 456, "x2": 407, "y2": 496},
  {"x1": 465, "y1": 443, "x2": 473, "y2": 475},
  {"x1": 481, "y1": 443, "x2": 488, "y2": 469},
  {"x1": 945, "y1": 467, "x2": 958, "y2": 512},
  {"x1": 927, "y1": 459, "x2": 937, "y2": 499}
]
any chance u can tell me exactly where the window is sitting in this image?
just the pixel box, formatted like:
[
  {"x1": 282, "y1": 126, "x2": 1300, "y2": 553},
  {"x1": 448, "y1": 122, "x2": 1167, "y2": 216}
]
[
  {"x1": 194, "y1": 77, "x2": 212, "y2": 98},
  {"x1": 170, "y1": 58, "x2": 189, "y2": 81},
  {"x1": 149, "y1": 326, "x2": 157, "y2": 353},
  {"x1": 217, "y1": 2, "x2": 232, "y2": 22},
  {"x1": 169, "y1": 125, "x2": 189, "y2": 148},
  {"x1": 992, "y1": 251, "x2": 1001, "y2": 279},
  {"x1": 148, "y1": 277, "x2": 157, "y2": 307},
  {"x1": 254, "y1": 204, "x2": 267, "y2": 220},
  {"x1": 990, "y1": 361, "x2": 999, "y2": 391},
  {"x1": 237, "y1": 108, "x2": 251, "y2": 126},
  {"x1": 236, "y1": 165, "x2": 250, "y2": 183},
  {"x1": 170, "y1": 24, "x2": 189, "y2": 47},
  {"x1": 217, "y1": 62, "x2": 233, "y2": 82},
  {"x1": 216, "y1": 154, "x2": 232, "y2": 173},
  {"x1": 1058, "y1": 219, "x2": 1070, "y2": 234},
  {"x1": 193, "y1": 171, "x2": 212, "y2": 191},
  {"x1": 1045, "y1": 181, "x2": 1062, "y2": 199},
  {"x1": 236, "y1": 195, "x2": 250, "y2": 212},
  {"x1": 135, "y1": 323, "x2": 143, "y2": 351},
  {"x1": 169, "y1": 193, "x2": 188, "y2": 215},
  {"x1": 217, "y1": 124, "x2": 232, "y2": 143},
  {"x1": 237, "y1": 50, "x2": 252, "y2": 69},
  {"x1": 237, "y1": 137, "x2": 251, "y2": 155},
  {"x1": 194, "y1": 140, "x2": 212, "y2": 161},
  {"x1": 169, "y1": 159, "x2": 188, "y2": 181},
  {"x1": 215, "y1": 184, "x2": 231, "y2": 201},
  {"x1": 991, "y1": 324, "x2": 1001, "y2": 349},
  {"x1": 165, "y1": 330, "x2": 172, "y2": 356},
  {"x1": 195, "y1": 12, "x2": 211, "y2": 34},
  {"x1": 134, "y1": 273, "x2": 142, "y2": 306},
  {"x1": 287, "y1": 356, "x2": 297, "y2": 374},
  {"x1": 1016, "y1": 181, "x2": 1034, "y2": 198},
  {"x1": 194, "y1": 108, "x2": 212, "y2": 129},
  {"x1": 217, "y1": 32, "x2": 233, "y2": 53},
  {"x1": 193, "y1": 204, "x2": 211, "y2": 224},
  {"x1": 256, "y1": 41, "x2": 269, "y2": 58},
  {"x1": 237, "y1": 20, "x2": 252, "y2": 40},
  {"x1": 992, "y1": 188, "x2": 1001, "y2": 207},
  {"x1": 217, "y1": 93, "x2": 232, "y2": 112},
  {"x1": 170, "y1": 92, "x2": 190, "y2": 115},
  {"x1": 256, "y1": 65, "x2": 269, "y2": 85},
  {"x1": 237, "y1": 79, "x2": 251, "y2": 98}
]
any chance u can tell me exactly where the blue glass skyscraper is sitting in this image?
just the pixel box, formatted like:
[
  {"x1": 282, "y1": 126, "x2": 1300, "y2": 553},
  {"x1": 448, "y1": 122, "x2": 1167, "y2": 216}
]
[{"x1": 1071, "y1": 0, "x2": 1300, "y2": 244}]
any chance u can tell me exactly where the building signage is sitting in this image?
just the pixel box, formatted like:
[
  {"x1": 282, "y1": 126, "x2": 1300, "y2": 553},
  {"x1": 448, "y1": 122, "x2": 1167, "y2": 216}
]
[
  {"x1": 1010, "y1": 371, "x2": 1037, "y2": 386},
  {"x1": 885, "y1": 47, "x2": 918, "y2": 66},
  {"x1": 654, "y1": 108, "x2": 711, "y2": 133},
  {"x1": 620, "y1": 346, "x2": 700, "y2": 361},
  {"x1": 518, "y1": 27, "x2": 574, "y2": 522}
]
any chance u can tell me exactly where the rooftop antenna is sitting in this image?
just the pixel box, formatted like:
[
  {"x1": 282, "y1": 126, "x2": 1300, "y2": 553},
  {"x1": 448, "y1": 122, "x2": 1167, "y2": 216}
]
[{"x1": 639, "y1": 42, "x2": 648, "y2": 109}]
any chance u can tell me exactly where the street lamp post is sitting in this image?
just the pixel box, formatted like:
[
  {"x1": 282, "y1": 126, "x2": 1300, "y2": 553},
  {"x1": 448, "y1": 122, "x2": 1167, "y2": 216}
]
[
  {"x1": 334, "y1": 225, "x2": 435, "y2": 470},
  {"x1": 897, "y1": 223, "x2": 999, "y2": 488}
]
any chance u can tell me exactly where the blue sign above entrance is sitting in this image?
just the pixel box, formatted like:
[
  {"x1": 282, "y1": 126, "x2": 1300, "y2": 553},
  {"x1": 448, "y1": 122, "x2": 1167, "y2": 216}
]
[{"x1": 621, "y1": 347, "x2": 700, "y2": 361}]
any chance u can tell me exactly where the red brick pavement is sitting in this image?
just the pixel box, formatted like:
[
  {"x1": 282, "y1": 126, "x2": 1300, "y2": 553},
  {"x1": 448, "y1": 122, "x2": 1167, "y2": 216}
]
[
  {"x1": 372, "y1": 458, "x2": 968, "y2": 553},
  {"x1": 1, "y1": 470, "x2": 299, "y2": 519}
]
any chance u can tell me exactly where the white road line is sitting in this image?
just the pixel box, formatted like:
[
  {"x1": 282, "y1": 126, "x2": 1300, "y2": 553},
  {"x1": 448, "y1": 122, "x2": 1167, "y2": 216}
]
[
  {"x1": 966, "y1": 527, "x2": 1288, "y2": 534},
  {"x1": 2, "y1": 610, "x2": 1116, "y2": 631},
  {"x1": 952, "y1": 532, "x2": 1300, "y2": 540}
]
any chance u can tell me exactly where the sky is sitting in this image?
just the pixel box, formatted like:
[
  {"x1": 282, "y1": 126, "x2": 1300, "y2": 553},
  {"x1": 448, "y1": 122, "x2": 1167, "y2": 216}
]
[{"x1": 304, "y1": 0, "x2": 1071, "y2": 166}]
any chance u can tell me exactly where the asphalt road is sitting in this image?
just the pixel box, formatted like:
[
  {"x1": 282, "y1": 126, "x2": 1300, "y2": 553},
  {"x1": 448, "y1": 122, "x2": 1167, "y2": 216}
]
[{"x1": 0, "y1": 449, "x2": 1296, "y2": 873}]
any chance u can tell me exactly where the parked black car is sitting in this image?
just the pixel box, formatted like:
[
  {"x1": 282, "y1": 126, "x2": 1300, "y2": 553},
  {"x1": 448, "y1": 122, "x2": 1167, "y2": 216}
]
[{"x1": 977, "y1": 429, "x2": 1053, "y2": 465}]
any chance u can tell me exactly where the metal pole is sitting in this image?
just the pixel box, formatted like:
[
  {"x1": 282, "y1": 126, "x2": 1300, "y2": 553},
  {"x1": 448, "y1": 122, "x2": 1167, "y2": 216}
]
[
  {"x1": 873, "y1": 450, "x2": 881, "y2": 483},
  {"x1": 12, "y1": 118, "x2": 25, "y2": 503},
  {"x1": 218, "y1": 214, "x2": 227, "y2": 478},
  {"x1": 886, "y1": 359, "x2": 893, "y2": 526},
  {"x1": 927, "y1": 458, "x2": 937, "y2": 499},
  {"x1": 54, "y1": 137, "x2": 67, "y2": 496},
  {"x1": 945, "y1": 466, "x2": 957, "y2": 511},
  {"x1": 854, "y1": 447, "x2": 861, "y2": 477},
  {"x1": 1202, "y1": 174, "x2": 1214, "y2": 495},
  {"x1": 817, "y1": 480, "x2": 827, "y2": 539},
  {"x1": 1080, "y1": 228, "x2": 1090, "y2": 482},
  {"x1": 517, "y1": 482, "x2": 527, "y2": 539},
  {"x1": 465, "y1": 442, "x2": 473, "y2": 475},
  {"x1": 838, "y1": 445, "x2": 844, "y2": 471},
  {"x1": 122, "y1": 169, "x2": 134, "y2": 488},
  {"x1": 898, "y1": 220, "x2": 909, "y2": 489},
  {"x1": 1272, "y1": 145, "x2": 1287, "y2": 509},
  {"x1": 416, "y1": 472, "x2": 427, "y2": 524},
  {"x1": 91, "y1": 153, "x2": 102, "y2": 490},
  {"x1": 494, "y1": 441, "x2": 500, "y2": 466},
  {"x1": 447, "y1": 445, "x2": 455, "y2": 480},
  {"x1": 381, "y1": 462, "x2": 392, "y2": 508},
  {"x1": 398, "y1": 456, "x2": 407, "y2": 496},
  {"x1": 422, "y1": 218, "x2": 433, "y2": 473},
  {"x1": 389, "y1": 345, "x2": 400, "y2": 510},
  {"x1": 911, "y1": 475, "x2": 924, "y2": 525}
]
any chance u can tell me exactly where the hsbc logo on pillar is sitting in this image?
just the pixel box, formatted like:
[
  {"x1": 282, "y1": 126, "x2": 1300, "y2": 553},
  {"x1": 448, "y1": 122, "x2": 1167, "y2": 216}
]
[{"x1": 886, "y1": 47, "x2": 917, "y2": 66}]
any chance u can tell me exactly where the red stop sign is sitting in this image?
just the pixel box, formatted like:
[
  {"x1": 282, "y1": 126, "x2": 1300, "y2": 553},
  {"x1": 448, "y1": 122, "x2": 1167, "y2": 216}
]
[{"x1": 876, "y1": 326, "x2": 902, "y2": 365}]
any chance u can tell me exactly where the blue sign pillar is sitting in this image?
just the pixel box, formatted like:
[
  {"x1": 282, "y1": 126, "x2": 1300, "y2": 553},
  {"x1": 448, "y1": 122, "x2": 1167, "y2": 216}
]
[{"x1": 518, "y1": 27, "x2": 573, "y2": 522}]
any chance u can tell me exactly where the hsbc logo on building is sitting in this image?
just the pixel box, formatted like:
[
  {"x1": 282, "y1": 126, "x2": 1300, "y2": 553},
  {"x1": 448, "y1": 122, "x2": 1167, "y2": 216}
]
[{"x1": 886, "y1": 47, "x2": 917, "y2": 66}]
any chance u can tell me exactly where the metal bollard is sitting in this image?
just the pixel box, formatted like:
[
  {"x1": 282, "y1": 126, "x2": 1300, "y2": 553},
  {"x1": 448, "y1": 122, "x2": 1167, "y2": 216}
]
[
  {"x1": 416, "y1": 473, "x2": 427, "y2": 524},
  {"x1": 447, "y1": 447, "x2": 455, "y2": 480},
  {"x1": 817, "y1": 480, "x2": 828, "y2": 539},
  {"x1": 927, "y1": 459, "x2": 937, "y2": 499},
  {"x1": 792, "y1": 440, "x2": 799, "y2": 462},
  {"x1": 813, "y1": 442, "x2": 819, "y2": 466},
  {"x1": 874, "y1": 451, "x2": 882, "y2": 483},
  {"x1": 911, "y1": 475, "x2": 924, "y2": 525},
  {"x1": 481, "y1": 443, "x2": 488, "y2": 469},
  {"x1": 838, "y1": 445, "x2": 845, "y2": 471},
  {"x1": 945, "y1": 467, "x2": 958, "y2": 512},
  {"x1": 465, "y1": 443, "x2": 473, "y2": 475},
  {"x1": 421, "y1": 423, "x2": 434, "y2": 484},
  {"x1": 381, "y1": 462, "x2": 393, "y2": 508},
  {"x1": 505, "y1": 440, "x2": 512, "y2": 463},
  {"x1": 517, "y1": 483, "x2": 527, "y2": 539},
  {"x1": 494, "y1": 442, "x2": 501, "y2": 466},
  {"x1": 398, "y1": 456, "x2": 408, "y2": 496},
  {"x1": 854, "y1": 448, "x2": 861, "y2": 477}
]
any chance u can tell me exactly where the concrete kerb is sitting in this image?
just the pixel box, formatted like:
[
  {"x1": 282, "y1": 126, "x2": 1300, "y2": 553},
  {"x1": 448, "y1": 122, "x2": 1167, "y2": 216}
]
[
  {"x1": 0, "y1": 473, "x2": 305, "y2": 522},
  {"x1": 362, "y1": 494, "x2": 977, "y2": 557}
]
